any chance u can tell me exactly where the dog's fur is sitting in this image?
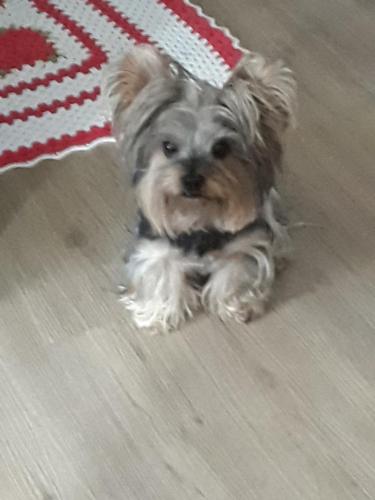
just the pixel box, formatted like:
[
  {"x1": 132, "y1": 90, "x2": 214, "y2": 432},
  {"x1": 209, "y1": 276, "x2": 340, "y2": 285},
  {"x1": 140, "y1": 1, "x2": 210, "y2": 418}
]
[{"x1": 104, "y1": 45, "x2": 296, "y2": 331}]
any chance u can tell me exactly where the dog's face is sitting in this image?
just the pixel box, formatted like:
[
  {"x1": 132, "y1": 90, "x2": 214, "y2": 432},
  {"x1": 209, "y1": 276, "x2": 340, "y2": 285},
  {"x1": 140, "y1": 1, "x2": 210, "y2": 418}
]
[{"x1": 104, "y1": 46, "x2": 295, "y2": 236}]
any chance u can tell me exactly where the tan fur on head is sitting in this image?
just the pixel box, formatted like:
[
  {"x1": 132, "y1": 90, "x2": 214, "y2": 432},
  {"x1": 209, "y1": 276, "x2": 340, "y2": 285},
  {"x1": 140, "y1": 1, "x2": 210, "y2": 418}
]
[
  {"x1": 136, "y1": 152, "x2": 221, "y2": 237},
  {"x1": 203, "y1": 155, "x2": 258, "y2": 232},
  {"x1": 137, "y1": 152, "x2": 259, "y2": 237}
]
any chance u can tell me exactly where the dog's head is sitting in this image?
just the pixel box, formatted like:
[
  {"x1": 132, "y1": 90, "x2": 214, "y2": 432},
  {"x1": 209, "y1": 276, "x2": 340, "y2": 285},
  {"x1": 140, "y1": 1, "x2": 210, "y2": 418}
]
[{"x1": 104, "y1": 45, "x2": 296, "y2": 236}]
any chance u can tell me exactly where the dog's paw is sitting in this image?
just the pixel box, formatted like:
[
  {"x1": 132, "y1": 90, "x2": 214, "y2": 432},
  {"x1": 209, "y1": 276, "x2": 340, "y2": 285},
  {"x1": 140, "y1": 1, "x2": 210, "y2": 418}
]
[
  {"x1": 205, "y1": 287, "x2": 268, "y2": 324},
  {"x1": 120, "y1": 288, "x2": 199, "y2": 333},
  {"x1": 202, "y1": 253, "x2": 274, "y2": 324}
]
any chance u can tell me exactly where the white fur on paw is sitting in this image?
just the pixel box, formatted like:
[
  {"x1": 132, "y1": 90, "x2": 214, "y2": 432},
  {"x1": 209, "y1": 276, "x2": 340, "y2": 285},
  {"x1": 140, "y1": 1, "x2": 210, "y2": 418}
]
[
  {"x1": 120, "y1": 287, "x2": 200, "y2": 333},
  {"x1": 215, "y1": 290, "x2": 267, "y2": 324},
  {"x1": 202, "y1": 250, "x2": 274, "y2": 324},
  {"x1": 122, "y1": 239, "x2": 201, "y2": 332}
]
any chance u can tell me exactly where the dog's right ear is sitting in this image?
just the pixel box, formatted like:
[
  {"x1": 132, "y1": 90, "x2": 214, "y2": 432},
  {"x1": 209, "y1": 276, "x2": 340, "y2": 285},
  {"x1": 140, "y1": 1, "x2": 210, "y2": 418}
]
[{"x1": 103, "y1": 45, "x2": 171, "y2": 119}]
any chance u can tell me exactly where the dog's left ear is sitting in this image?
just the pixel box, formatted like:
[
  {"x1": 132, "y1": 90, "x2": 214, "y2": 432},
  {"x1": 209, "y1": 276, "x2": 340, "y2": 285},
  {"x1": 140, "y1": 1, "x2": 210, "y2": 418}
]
[
  {"x1": 224, "y1": 53, "x2": 296, "y2": 138},
  {"x1": 221, "y1": 54, "x2": 296, "y2": 194}
]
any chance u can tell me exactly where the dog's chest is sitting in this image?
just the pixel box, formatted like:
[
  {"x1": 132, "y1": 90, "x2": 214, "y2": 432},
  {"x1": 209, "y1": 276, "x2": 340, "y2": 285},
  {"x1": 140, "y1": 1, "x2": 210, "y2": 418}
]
[
  {"x1": 170, "y1": 229, "x2": 232, "y2": 257},
  {"x1": 137, "y1": 211, "x2": 233, "y2": 256}
]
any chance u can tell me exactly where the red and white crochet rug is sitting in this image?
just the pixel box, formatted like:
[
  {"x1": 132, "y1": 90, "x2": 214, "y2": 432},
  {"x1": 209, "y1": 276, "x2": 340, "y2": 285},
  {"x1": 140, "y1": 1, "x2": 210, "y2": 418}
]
[{"x1": 0, "y1": 0, "x2": 242, "y2": 172}]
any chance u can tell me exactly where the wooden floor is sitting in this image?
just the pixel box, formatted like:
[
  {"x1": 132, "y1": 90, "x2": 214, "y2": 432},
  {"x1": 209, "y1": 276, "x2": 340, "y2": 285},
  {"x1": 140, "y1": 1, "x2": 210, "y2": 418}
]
[{"x1": 1, "y1": 1, "x2": 375, "y2": 499}]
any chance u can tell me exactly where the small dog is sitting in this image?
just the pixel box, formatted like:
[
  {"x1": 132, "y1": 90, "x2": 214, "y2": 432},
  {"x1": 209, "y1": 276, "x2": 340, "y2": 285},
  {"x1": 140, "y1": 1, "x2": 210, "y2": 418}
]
[{"x1": 104, "y1": 45, "x2": 296, "y2": 331}]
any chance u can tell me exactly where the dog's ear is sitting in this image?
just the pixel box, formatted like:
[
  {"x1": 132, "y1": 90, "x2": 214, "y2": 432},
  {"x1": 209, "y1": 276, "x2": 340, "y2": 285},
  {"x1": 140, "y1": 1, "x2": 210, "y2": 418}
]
[
  {"x1": 103, "y1": 45, "x2": 180, "y2": 176},
  {"x1": 103, "y1": 45, "x2": 172, "y2": 119},
  {"x1": 224, "y1": 53, "x2": 296, "y2": 138},
  {"x1": 221, "y1": 54, "x2": 296, "y2": 194}
]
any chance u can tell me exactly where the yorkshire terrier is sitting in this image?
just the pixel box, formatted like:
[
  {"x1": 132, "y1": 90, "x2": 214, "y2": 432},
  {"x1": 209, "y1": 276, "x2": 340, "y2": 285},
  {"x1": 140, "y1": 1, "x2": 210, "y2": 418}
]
[{"x1": 104, "y1": 45, "x2": 296, "y2": 332}]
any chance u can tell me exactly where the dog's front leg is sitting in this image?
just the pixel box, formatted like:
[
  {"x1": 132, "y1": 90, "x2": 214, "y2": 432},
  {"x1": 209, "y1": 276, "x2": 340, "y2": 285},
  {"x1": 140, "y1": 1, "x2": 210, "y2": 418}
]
[
  {"x1": 121, "y1": 239, "x2": 200, "y2": 332},
  {"x1": 202, "y1": 229, "x2": 275, "y2": 323}
]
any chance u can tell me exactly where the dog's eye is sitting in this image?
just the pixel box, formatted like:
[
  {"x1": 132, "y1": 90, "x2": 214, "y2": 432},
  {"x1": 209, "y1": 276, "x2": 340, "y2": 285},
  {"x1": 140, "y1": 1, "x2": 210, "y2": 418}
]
[
  {"x1": 162, "y1": 141, "x2": 178, "y2": 158},
  {"x1": 211, "y1": 139, "x2": 230, "y2": 159}
]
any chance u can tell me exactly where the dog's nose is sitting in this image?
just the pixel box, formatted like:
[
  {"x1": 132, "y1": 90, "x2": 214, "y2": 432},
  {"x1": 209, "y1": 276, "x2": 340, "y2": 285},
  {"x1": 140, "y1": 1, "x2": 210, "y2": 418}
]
[{"x1": 181, "y1": 173, "x2": 205, "y2": 197}]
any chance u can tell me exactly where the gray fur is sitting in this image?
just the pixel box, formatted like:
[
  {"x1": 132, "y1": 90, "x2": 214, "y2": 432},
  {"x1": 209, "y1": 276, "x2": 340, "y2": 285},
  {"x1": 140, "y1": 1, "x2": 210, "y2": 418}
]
[
  {"x1": 103, "y1": 45, "x2": 296, "y2": 331},
  {"x1": 104, "y1": 46, "x2": 295, "y2": 199},
  {"x1": 118, "y1": 77, "x2": 249, "y2": 184}
]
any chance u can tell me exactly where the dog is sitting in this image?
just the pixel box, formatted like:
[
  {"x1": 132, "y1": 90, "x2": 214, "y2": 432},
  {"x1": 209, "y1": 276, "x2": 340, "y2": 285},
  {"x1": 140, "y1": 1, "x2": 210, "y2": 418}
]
[{"x1": 103, "y1": 45, "x2": 296, "y2": 332}]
